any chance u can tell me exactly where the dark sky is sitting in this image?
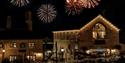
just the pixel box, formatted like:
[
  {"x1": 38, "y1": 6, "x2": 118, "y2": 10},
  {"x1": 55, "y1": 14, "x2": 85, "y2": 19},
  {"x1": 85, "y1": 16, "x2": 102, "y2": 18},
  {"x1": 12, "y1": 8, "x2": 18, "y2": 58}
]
[{"x1": 0, "y1": 0, "x2": 125, "y2": 42}]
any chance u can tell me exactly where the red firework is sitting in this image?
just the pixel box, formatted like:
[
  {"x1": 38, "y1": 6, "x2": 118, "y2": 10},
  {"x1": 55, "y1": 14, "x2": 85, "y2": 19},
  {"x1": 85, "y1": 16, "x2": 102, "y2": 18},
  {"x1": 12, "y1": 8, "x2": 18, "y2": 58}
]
[
  {"x1": 65, "y1": 0, "x2": 84, "y2": 15},
  {"x1": 65, "y1": 0, "x2": 101, "y2": 15}
]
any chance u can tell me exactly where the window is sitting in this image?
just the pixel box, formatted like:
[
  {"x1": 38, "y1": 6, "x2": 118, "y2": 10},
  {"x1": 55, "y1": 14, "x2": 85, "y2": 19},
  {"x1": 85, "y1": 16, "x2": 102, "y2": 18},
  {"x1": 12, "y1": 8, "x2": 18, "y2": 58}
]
[
  {"x1": 20, "y1": 43, "x2": 26, "y2": 48},
  {"x1": 10, "y1": 42, "x2": 16, "y2": 48},
  {"x1": 28, "y1": 43, "x2": 35, "y2": 48},
  {"x1": 92, "y1": 23, "x2": 106, "y2": 39},
  {"x1": 9, "y1": 55, "x2": 17, "y2": 62},
  {"x1": 26, "y1": 55, "x2": 35, "y2": 61},
  {"x1": 75, "y1": 44, "x2": 78, "y2": 49}
]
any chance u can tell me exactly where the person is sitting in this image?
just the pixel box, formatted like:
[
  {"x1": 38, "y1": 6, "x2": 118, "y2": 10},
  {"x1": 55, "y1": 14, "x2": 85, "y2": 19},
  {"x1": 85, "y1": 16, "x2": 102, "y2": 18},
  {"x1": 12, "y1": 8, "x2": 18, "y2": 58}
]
[
  {"x1": 2, "y1": 58, "x2": 10, "y2": 63},
  {"x1": 119, "y1": 55, "x2": 125, "y2": 63}
]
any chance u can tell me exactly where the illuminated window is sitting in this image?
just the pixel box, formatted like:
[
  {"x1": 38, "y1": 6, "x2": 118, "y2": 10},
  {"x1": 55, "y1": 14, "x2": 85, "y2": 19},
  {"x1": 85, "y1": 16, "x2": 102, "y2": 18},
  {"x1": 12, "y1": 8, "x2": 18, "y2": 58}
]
[
  {"x1": 9, "y1": 55, "x2": 17, "y2": 62},
  {"x1": 11, "y1": 42, "x2": 17, "y2": 48},
  {"x1": 26, "y1": 55, "x2": 36, "y2": 61},
  {"x1": 28, "y1": 43, "x2": 35, "y2": 48},
  {"x1": 93, "y1": 23, "x2": 106, "y2": 39}
]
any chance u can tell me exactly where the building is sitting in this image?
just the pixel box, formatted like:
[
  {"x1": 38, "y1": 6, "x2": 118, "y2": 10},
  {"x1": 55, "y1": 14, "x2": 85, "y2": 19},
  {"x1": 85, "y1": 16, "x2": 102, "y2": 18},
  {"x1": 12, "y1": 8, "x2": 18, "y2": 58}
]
[
  {"x1": 0, "y1": 39, "x2": 43, "y2": 63},
  {"x1": 53, "y1": 15, "x2": 125, "y2": 60}
]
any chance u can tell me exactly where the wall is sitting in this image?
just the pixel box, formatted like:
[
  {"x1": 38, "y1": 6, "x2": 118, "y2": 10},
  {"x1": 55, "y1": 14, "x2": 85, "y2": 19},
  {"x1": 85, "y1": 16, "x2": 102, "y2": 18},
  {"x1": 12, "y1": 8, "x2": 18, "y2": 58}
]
[
  {"x1": 0, "y1": 39, "x2": 43, "y2": 62},
  {"x1": 79, "y1": 22, "x2": 119, "y2": 49}
]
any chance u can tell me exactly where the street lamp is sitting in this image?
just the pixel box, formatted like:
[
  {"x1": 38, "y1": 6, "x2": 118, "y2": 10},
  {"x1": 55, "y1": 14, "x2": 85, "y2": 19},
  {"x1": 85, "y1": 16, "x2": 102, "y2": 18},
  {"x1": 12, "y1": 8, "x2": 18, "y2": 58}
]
[
  {"x1": 2, "y1": 49, "x2": 5, "y2": 61},
  {"x1": 61, "y1": 48, "x2": 64, "y2": 62},
  {"x1": 2, "y1": 49, "x2": 5, "y2": 53},
  {"x1": 61, "y1": 49, "x2": 64, "y2": 52}
]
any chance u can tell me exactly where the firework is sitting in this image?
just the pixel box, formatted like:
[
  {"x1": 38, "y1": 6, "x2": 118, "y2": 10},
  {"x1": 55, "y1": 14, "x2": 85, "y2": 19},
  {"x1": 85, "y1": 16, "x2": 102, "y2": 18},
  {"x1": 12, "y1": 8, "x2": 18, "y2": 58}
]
[
  {"x1": 80, "y1": 0, "x2": 101, "y2": 8},
  {"x1": 65, "y1": 0, "x2": 101, "y2": 15},
  {"x1": 65, "y1": 0, "x2": 84, "y2": 15},
  {"x1": 37, "y1": 4, "x2": 57, "y2": 23},
  {"x1": 10, "y1": 0, "x2": 31, "y2": 7}
]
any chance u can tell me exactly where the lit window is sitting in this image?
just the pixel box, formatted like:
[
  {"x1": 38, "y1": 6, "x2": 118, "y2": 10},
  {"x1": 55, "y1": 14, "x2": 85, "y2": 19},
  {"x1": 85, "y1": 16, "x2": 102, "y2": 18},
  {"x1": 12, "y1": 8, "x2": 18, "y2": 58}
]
[
  {"x1": 92, "y1": 32, "x2": 97, "y2": 39},
  {"x1": 26, "y1": 55, "x2": 35, "y2": 61},
  {"x1": 13, "y1": 43, "x2": 16, "y2": 48},
  {"x1": 93, "y1": 23, "x2": 106, "y2": 39},
  {"x1": 29, "y1": 43, "x2": 35, "y2": 48},
  {"x1": 9, "y1": 56, "x2": 17, "y2": 62},
  {"x1": 11, "y1": 42, "x2": 16, "y2": 48}
]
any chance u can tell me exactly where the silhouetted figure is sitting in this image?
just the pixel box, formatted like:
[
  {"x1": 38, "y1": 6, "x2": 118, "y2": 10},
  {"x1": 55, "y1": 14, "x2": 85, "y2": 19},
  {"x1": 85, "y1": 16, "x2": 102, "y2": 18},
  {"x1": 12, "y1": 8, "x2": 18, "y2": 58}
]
[
  {"x1": 2, "y1": 58, "x2": 10, "y2": 63},
  {"x1": 119, "y1": 55, "x2": 125, "y2": 63}
]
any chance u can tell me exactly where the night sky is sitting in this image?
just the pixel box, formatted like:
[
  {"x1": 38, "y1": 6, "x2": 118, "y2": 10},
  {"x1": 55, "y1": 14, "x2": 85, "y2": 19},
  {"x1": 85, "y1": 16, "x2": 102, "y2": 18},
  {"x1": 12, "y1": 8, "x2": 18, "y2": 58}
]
[{"x1": 0, "y1": 0, "x2": 125, "y2": 43}]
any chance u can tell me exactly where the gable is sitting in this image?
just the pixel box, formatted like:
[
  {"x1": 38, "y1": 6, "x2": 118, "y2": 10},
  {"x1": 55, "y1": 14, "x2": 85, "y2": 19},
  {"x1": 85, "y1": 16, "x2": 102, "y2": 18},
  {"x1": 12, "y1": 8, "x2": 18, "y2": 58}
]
[{"x1": 80, "y1": 15, "x2": 120, "y2": 32}]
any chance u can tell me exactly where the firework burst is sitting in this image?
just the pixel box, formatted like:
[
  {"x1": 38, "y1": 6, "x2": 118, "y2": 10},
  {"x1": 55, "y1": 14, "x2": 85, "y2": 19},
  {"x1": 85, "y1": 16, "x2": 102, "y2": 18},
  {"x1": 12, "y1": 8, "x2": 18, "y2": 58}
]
[
  {"x1": 37, "y1": 4, "x2": 57, "y2": 23},
  {"x1": 65, "y1": 0, "x2": 101, "y2": 15},
  {"x1": 10, "y1": 0, "x2": 31, "y2": 7},
  {"x1": 65, "y1": 0, "x2": 84, "y2": 15},
  {"x1": 81, "y1": 0, "x2": 101, "y2": 8}
]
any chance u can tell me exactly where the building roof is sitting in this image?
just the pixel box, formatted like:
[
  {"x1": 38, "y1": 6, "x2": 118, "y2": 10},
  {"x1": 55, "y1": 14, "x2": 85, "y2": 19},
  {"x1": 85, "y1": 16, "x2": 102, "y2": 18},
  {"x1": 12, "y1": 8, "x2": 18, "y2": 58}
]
[
  {"x1": 80, "y1": 15, "x2": 120, "y2": 32},
  {"x1": 53, "y1": 29, "x2": 79, "y2": 33},
  {"x1": 53, "y1": 15, "x2": 120, "y2": 33}
]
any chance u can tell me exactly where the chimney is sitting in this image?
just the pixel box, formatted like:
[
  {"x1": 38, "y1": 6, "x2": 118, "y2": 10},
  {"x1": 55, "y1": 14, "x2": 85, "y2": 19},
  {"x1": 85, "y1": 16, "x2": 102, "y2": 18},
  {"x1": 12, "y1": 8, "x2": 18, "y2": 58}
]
[
  {"x1": 6, "y1": 16, "x2": 11, "y2": 30},
  {"x1": 25, "y1": 11, "x2": 32, "y2": 31}
]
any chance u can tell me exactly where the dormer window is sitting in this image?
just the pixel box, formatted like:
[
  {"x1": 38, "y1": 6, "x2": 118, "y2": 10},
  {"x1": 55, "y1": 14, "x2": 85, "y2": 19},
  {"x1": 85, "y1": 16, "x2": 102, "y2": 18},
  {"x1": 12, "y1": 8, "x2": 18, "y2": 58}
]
[{"x1": 92, "y1": 23, "x2": 106, "y2": 39}]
